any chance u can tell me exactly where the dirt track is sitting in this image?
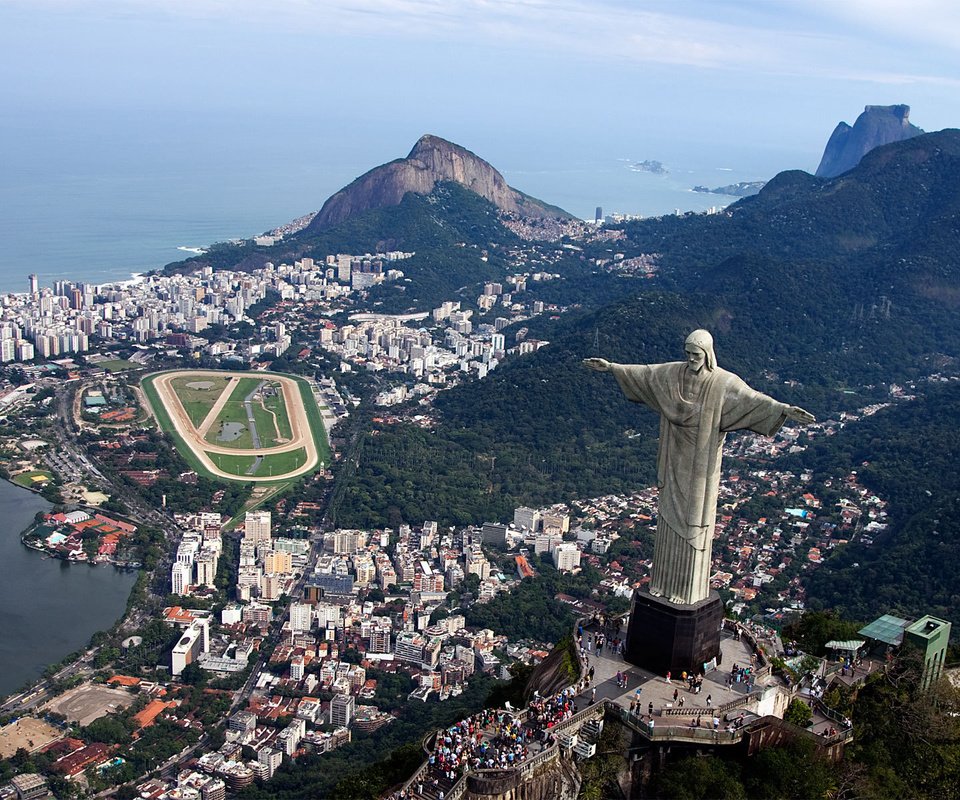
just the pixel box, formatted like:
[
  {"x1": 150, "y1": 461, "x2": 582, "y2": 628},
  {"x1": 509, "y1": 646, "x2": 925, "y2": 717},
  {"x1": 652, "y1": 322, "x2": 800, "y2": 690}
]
[{"x1": 146, "y1": 370, "x2": 320, "y2": 482}]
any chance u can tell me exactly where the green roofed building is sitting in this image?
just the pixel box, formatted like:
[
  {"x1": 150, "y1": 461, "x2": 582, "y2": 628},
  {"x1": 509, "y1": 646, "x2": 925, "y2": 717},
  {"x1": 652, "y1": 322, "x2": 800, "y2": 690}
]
[
  {"x1": 858, "y1": 614, "x2": 910, "y2": 646},
  {"x1": 859, "y1": 613, "x2": 951, "y2": 690},
  {"x1": 903, "y1": 616, "x2": 951, "y2": 691}
]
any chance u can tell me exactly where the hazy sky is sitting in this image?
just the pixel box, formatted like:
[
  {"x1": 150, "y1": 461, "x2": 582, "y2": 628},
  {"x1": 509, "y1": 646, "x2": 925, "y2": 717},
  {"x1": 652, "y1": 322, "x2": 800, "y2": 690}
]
[
  {"x1": 2, "y1": 0, "x2": 959, "y2": 277},
  {"x1": 4, "y1": 0, "x2": 958, "y2": 164}
]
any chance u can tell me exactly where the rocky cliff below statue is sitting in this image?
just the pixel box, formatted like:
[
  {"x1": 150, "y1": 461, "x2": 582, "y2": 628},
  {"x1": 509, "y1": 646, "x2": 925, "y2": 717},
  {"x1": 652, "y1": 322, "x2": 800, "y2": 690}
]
[
  {"x1": 306, "y1": 134, "x2": 573, "y2": 231},
  {"x1": 815, "y1": 104, "x2": 923, "y2": 178}
]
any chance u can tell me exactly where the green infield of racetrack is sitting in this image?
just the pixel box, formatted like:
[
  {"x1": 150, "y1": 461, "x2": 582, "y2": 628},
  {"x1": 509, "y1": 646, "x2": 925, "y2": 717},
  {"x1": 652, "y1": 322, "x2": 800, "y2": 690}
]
[
  {"x1": 169, "y1": 374, "x2": 232, "y2": 428},
  {"x1": 202, "y1": 377, "x2": 293, "y2": 450},
  {"x1": 141, "y1": 371, "x2": 330, "y2": 485},
  {"x1": 212, "y1": 447, "x2": 308, "y2": 479}
]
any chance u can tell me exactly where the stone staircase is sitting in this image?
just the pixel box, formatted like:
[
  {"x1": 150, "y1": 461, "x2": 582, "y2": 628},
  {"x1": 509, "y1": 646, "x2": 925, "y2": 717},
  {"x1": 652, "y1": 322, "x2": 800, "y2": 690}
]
[{"x1": 419, "y1": 773, "x2": 456, "y2": 800}]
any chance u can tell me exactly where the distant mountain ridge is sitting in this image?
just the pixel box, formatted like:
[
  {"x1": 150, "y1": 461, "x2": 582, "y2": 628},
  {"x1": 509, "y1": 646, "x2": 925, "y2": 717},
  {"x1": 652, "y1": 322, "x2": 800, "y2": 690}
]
[
  {"x1": 815, "y1": 104, "x2": 923, "y2": 178},
  {"x1": 305, "y1": 134, "x2": 574, "y2": 232}
]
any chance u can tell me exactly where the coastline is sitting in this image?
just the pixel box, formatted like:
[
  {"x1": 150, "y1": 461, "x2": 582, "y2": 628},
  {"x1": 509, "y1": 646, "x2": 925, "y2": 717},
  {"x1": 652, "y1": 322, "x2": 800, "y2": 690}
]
[{"x1": 2, "y1": 271, "x2": 146, "y2": 298}]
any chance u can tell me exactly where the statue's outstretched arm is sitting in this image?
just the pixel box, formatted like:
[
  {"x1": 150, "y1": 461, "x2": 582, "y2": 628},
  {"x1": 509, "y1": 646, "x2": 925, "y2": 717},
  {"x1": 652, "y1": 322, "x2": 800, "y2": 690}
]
[
  {"x1": 583, "y1": 358, "x2": 612, "y2": 372},
  {"x1": 785, "y1": 406, "x2": 815, "y2": 424}
]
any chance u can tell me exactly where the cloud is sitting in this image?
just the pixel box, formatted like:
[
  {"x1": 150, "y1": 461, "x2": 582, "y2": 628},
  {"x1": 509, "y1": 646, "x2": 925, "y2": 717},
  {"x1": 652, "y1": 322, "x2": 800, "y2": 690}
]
[
  {"x1": 803, "y1": 0, "x2": 960, "y2": 51},
  {"x1": 5, "y1": 0, "x2": 958, "y2": 87}
]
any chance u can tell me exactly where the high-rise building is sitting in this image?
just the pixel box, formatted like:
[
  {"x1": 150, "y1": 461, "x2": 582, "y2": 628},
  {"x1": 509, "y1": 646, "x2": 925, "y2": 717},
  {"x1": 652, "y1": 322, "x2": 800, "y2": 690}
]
[
  {"x1": 513, "y1": 507, "x2": 540, "y2": 532},
  {"x1": 195, "y1": 551, "x2": 218, "y2": 588},
  {"x1": 257, "y1": 748, "x2": 283, "y2": 780},
  {"x1": 552, "y1": 542, "x2": 581, "y2": 573},
  {"x1": 481, "y1": 522, "x2": 507, "y2": 547},
  {"x1": 542, "y1": 511, "x2": 570, "y2": 535},
  {"x1": 264, "y1": 550, "x2": 292, "y2": 575},
  {"x1": 367, "y1": 625, "x2": 392, "y2": 654},
  {"x1": 171, "y1": 619, "x2": 209, "y2": 676},
  {"x1": 289, "y1": 602, "x2": 315, "y2": 633},
  {"x1": 260, "y1": 573, "x2": 283, "y2": 601},
  {"x1": 535, "y1": 533, "x2": 563, "y2": 555},
  {"x1": 290, "y1": 656, "x2": 304, "y2": 681},
  {"x1": 171, "y1": 561, "x2": 192, "y2": 596},
  {"x1": 330, "y1": 694, "x2": 355, "y2": 728},
  {"x1": 332, "y1": 529, "x2": 366, "y2": 554},
  {"x1": 244, "y1": 511, "x2": 272, "y2": 544},
  {"x1": 28, "y1": 274, "x2": 38, "y2": 296}
]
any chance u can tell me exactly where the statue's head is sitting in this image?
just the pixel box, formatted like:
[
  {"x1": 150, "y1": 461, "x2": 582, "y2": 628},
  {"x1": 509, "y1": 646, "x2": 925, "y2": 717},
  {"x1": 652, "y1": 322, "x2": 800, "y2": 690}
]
[{"x1": 684, "y1": 329, "x2": 716, "y2": 372}]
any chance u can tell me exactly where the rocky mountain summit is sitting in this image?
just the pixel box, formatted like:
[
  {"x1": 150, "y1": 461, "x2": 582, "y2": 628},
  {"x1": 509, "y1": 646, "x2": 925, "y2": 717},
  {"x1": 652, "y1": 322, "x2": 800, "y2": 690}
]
[
  {"x1": 815, "y1": 104, "x2": 923, "y2": 178},
  {"x1": 306, "y1": 134, "x2": 572, "y2": 231}
]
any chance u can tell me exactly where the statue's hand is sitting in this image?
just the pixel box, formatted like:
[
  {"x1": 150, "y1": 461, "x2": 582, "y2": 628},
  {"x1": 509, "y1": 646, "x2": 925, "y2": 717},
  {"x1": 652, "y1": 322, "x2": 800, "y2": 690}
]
[
  {"x1": 786, "y1": 406, "x2": 815, "y2": 425},
  {"x1": 583, "y1": 358, "x2": 612, "y2": 372}
]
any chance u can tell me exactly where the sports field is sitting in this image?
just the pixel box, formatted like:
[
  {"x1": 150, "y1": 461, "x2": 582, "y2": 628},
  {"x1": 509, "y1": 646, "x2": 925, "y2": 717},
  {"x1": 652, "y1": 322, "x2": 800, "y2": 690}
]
[{"x1": 141, "y1": 370, "x2": 330, "y2": 484}]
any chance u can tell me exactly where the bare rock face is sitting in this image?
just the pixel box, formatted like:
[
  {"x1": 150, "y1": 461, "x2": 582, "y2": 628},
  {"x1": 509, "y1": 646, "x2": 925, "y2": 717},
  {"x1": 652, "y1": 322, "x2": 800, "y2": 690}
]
[
  {"x1": 308, "y1": 134, "x2": 568, "y2": 230},
  {"x1": 815, "y1": 105, "x2": 923, "y2": 178}
]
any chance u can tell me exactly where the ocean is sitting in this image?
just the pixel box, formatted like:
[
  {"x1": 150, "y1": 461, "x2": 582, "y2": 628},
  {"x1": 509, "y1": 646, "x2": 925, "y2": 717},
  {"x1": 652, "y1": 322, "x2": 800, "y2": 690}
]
[{"x1": 0, "y1": 113, "x2": 817, "y2": 295}]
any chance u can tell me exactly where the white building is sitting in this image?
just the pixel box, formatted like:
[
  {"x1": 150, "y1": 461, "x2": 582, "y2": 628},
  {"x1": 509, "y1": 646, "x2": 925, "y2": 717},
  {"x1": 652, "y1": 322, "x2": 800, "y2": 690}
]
[
  {"x1": 244, "y1": 511, "x2": 272, "y2": 544},
  {"x1": 171, "y1": 619, "x2": 210, "y2": 676},
  {"x1": 289, "y1": 602, "x2": 315, "y2": 633},
  {"x1": 171, "y1": 561, "x2": 193, "y2": 596},
  {"x1": 513, "y1": 507, "x2": 541, "y2": 532},
  {"x1": 552, "y1": 542, "x2": 581, "y2": 573},
  {"x1": 329, "y1": 694, "x2": 355, "y2": 728}
]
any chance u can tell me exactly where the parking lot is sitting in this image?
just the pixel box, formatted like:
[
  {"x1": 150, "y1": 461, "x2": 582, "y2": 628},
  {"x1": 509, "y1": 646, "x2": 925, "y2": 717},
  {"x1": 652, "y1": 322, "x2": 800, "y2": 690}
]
[{"x1": 43, "y1": 683, "x2": 136, "y2": 726}]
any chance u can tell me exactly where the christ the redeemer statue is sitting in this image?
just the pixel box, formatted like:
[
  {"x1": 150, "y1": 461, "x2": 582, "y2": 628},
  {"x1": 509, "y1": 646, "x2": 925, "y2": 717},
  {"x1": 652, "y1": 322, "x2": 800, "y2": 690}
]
[{"x1": 584, "y1": 330, "x2": 814, "y2": 607}]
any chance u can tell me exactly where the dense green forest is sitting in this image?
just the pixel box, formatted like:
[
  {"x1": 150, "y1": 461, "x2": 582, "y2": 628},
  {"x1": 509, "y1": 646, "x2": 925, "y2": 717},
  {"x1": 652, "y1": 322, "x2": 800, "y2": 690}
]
[{"x1": 800, "y1": 381, "x2": 960, "y2": 628}]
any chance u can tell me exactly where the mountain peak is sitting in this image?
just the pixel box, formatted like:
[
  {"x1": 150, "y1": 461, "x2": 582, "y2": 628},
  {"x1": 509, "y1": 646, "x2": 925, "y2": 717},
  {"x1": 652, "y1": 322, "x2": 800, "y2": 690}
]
[
  {"x1": 307, "y1": 136, "x2": 572, "y2": 231},
  {"x1": 815, "y1": 104, "x2": 923, "y2": 178},
  {"x1": 408, "y1": 133, "x2": 457, "y2": 156}
]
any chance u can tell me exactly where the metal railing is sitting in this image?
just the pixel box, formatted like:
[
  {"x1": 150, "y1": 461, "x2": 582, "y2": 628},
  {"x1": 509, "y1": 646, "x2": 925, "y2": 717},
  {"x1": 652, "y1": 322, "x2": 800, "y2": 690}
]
[{"x1": 613, "y1": 705, "x2": 745, "y2": 744}]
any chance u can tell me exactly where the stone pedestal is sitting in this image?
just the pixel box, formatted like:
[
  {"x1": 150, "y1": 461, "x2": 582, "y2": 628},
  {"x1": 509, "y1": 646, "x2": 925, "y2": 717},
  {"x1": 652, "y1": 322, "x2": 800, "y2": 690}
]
[{"x1": 624, "y1": 588, "x2": 723, "y2": 676}]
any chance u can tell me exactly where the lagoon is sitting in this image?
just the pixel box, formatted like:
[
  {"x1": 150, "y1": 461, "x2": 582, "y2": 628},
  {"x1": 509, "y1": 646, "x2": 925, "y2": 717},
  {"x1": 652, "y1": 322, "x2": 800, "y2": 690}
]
[{"x1": 0, "y1": 480, "x2": 136, "y2": 697}]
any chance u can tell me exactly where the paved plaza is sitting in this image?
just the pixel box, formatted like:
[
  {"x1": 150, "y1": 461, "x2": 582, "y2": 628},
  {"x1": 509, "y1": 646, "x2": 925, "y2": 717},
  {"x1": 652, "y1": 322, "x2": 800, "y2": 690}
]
[{"x1": 571, "y1": 622, "x2": 771, "y2": 728}]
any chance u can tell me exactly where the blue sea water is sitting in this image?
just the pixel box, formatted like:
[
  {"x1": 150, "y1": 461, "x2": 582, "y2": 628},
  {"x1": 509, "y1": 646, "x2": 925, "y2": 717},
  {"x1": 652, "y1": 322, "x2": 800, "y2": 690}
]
[{"x1": 0, "y1": 111, "x2": 817, "y2": 295}]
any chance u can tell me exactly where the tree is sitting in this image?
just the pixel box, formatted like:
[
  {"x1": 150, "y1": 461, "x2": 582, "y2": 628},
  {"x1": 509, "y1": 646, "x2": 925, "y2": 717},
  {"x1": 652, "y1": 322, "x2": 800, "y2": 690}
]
[
  {"x1": 781, "y1": 611, "x2": 863, "y2": 656},
  {"x1": 179, "y1": 662, "x2": 209, "y2": 686},
  {"x1": 783, "y1": 699, "x2": 813, "y2": 728},
  {"x1": 742, "y1": 739, "x2": 836, "y2": 800},
  {"x1": 844, "y1": 654, "x2": 960, "y2": 799},
  {"x1": 653, "y1": 755, "x2": 746, "y2": 800}
]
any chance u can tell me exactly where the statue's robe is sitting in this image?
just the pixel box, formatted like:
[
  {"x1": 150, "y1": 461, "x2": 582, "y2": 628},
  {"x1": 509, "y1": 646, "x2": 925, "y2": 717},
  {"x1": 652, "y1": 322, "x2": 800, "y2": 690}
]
[{"x1": 611, "y1": 362, "x2": 789, "y2": 605}]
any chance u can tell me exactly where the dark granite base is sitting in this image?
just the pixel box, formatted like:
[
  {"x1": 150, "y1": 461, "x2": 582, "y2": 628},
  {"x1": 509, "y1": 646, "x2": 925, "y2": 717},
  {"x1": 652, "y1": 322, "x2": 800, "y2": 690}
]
[{"x1": 624, "y1": 588, "x2": 723, "y2": 676}]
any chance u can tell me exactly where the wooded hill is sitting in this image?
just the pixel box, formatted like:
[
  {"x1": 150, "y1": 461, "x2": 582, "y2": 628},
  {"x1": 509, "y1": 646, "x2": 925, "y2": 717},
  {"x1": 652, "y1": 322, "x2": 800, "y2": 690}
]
[{"x1": 335, "y1": 132, "x2": 960, "y2": 628}]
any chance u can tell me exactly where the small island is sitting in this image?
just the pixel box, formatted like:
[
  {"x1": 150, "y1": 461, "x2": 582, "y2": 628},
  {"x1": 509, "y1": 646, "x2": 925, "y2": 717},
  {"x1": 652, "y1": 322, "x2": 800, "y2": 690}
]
[
  {"x1": 631, "y1": 159, "x2": 668, "y2": 175},
  {"x1": 692, "y1": 180, "x2": 766, "y2": 197}
]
